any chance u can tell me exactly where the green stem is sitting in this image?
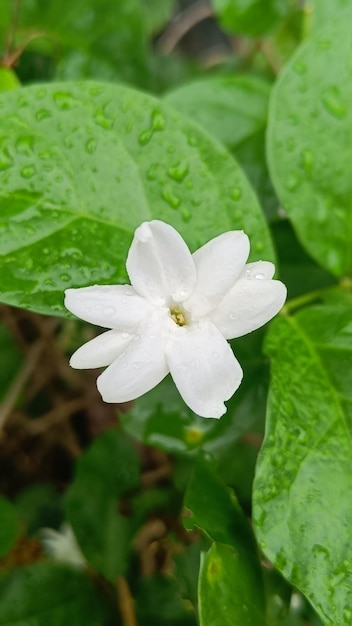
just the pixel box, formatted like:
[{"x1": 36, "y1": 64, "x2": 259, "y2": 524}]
[{"x1": 281, "y1": 279, "x2": 352, "y2": 315}]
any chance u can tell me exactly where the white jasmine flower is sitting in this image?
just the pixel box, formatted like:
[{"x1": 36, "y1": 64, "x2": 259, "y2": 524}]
[
  {"x1": 65, "y1": 220, "x2": 286, "y2": 418},
  {"x1": 41, "y1": 524, "x2": 86, "y2": 567}
]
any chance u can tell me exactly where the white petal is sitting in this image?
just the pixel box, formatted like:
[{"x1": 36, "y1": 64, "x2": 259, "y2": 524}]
[
  {"x1": 126, "y1": 220, "x2": 196, "y2": 306},
  {"x1": 241, "y1": 260, "x2": 275, "y2": 280},
  {"x1": 70, "y1": 329, "x2": 133, "y2": 369},
  {"x1": 211, "y1": 277, "x2": 287, "y2": 340},
  {"x1": 64, "y1": 285, "x2": 152, "y2": 331},
  {"x1": 97, "y1": 310, "x2": 169, "y2": 403},
  {"x1": 165, "y1": 322, "x2": 243, "y2": 418},
  {"x1": 185, "y1": 231, "x2": 250, "y2": 319}
]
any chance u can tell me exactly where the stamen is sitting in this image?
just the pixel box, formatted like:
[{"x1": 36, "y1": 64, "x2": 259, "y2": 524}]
[{"x1": 170, "y1": 308, "x2": 187, "y2": 326}]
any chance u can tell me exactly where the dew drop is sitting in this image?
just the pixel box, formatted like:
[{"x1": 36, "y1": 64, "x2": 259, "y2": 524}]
[
  {"x1": 94, "y1": 109, "x2": 113, "y2": 130},
  {"x1": 286, "y1": 173, "x2": 299, "y2": 191},
  {"x1": 167, "y1": 162, "x2": 189, "y2": 182},
  {"x1": 181, "y1": 208, "x2": 191, "y2": 222},
  {"x1": 162, "y1": 188, "x2": 180, "y2": 209},
  {"x1": 36, "y1": 109, "x2": 51, "y2": 122},
  {"x1": 322, "y1": 86, "x2": 346, "y2": 119},
  {"x1": 146, "y1": 163, "x2": 158, "y2": 181},
  {"x1": 255, "y1": 272, "x2": 265, "y2": 280},
  {"x1": 21, "y1": 165, "x2": 36, "y2": 179},
  {"x1": 293, "y1": 60, "x2": 307, "y2": 75},
  {"x1": 229, "y1": 312, "x2": 237, "y2": 320},
  {"x1": 230, "y1": 187, "x2": 242, "y2": 200},
  {"x1": 86, "y1": 137, "x2": 97, "y2": 154},
  {"x1": 301, "y1": 148, "x2": 314, "y2": 178},
  {"x1": 60, "y1": 273, "x2": 70, "y2": 282},
  {"x1": 53, "y1": 92, "x2": 80, "y2": 111}
]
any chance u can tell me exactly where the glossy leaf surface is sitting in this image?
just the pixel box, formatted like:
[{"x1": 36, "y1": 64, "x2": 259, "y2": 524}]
[
  {"x1": 0, "y1": 81, "x2": 273, "y2": 316},
  {"x1": 253, "y1": 300, "x2": 352, "y2": 626},
  {"x1": 267, "y1": 14, "x2": 352, "y2": 276}
]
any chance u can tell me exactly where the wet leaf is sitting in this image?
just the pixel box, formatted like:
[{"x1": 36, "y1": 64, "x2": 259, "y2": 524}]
[
  {"x1": 199, "y1": 542, "x2": 266, "y2": 626},
  {"x1": 212, "y1": 0, "x2": 288, "y2": 36},
  {"x1": 253, "y1": 300, "x2": 352, "y2": 626},
  {"x1": 267, "y1": 13, "x2": 352, "y2": 276},
  {"x1": 0, "y1": 81, "x2": 273, "y2": 316}
]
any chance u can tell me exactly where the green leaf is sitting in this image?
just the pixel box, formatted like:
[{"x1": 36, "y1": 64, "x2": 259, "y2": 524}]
[
  {"x1": 308, "y1": 1, "x2": 351, "y2": 33},
  {"x1": 267, "y1": 14, "x2": 352, "y2": 277},
  {"x1": 184, "y1": 459, "x2": 258, "y2": 556},
  {"x1": 66, "y1": 429, "x2": 140, "y2": 580},
  {"x1": 212, "y1": 0, "x2": 288, "y2": 36},
  {"x1": 165, "y1": 77, "x2": 278, "y2": 221},
  {"x1": 199, "y1": 542, "x2": 266, "y2": 626},
  {"x1": 15, "y1": 483, "x2": 63, "y2": 535},
  {"x1": 253, "y1": 301, "x2": 352, "y2": 626},
  {"x1": 0, "y1": 69, "x2": 20, "y2": 93},
  {"x1": 11, "y1": 0, "x2": 148, "y2": 88},
  {"x1": 135, "y1": 574, "x2": 197, "y2": 626},
  {"x1": 0, "y1": 81, "x2": 273, "y2": 316},
  {"x1": 0, "y1": 562, "x2": 108, "y2": 625},
  {"x1": 272, "y1": 220, "x2": 336, "y2": 300},
  {"x1": 185, "y1": 462, "x2": 266, "y2": 625},
  {"x1": 164, "y1": 75, "x2": 270, "y2": 150},
  {"x1": 142, "y1": 0, "x2": 175, "y2": 36},
  {"x1": 0, "y1": 496, "x2": 20, "y2": 558}
]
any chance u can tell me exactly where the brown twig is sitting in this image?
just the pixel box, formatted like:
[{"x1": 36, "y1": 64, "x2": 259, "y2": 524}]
[
  {"x1": 116, "y1": 576, "x2": 138, "y2": 626},
  {"x1": 26, "y1": 397, "x2": 90, "y2": 435},
  {"x1": 157, "y1": 0, "x2": 213, "y2": 54},
  {"x1": 0, "y1": 340, "x2": 44, "y2": 433}
]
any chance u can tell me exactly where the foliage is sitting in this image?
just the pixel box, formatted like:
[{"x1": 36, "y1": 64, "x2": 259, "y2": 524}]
[{"x1": 0, "y1": 1, "x2": 351, "y2": 625}]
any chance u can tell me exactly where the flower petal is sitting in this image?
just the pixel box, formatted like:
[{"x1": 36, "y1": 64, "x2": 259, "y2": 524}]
[
  {"x1": 97, "y1": 310, "x2": 169, "y2": 403},
  {"x1": 211, "y1": 275, "x2": 287, "y2": 339},
  {"x1": 185, "y1": 231, "x2": 250, "y2": 319},
  {"x1": 165, "y1": 322, "x2": 243, "y2": 418},
  {"x1": 241, "y1": 260, "x2": 275, "y2": 280},
  {"x1": 70, "y1": 329, "x2": 133, "y2": 369},
  {"x1": 64, "y1": 285, "x2": 152, "y2": 331},
  {"x1": 126, "y1": 220, "x2": 196, "y2": 306}
]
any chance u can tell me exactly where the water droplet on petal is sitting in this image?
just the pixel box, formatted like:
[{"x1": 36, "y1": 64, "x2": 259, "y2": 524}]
[{"x1": 255, "y1": 273, "x2": 265, "y2": 280}]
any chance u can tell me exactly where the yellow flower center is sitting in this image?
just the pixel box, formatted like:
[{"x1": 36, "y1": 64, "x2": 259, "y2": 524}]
[{"x1": 170, "y1": 307, "x2": 188, "y2": 326}]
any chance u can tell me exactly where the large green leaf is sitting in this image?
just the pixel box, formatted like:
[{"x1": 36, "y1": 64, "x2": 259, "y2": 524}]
[
  {"x1": 199, "y1": 542, "x2": 265, "y2": 626},
  {"x1": 253, "y1": 300, "x2": 352, "y2": 626},
  {"x1": 309, "y1": 1, "x2": 351, "y2": 33},
  {"x1": 0, "y1": 562, "x2": 108, "y2": 625},
  {"x1": 165, "y1": 76, "x2": 278, "y2": 221},
  {"x1": 267, "y1": 14, "x2": 352, "y2": 277},
  {"x1": 0, "y1": 81, "x2": 273, "y2": 316},
  {"x1": 66, "y1": 429, "x2": 140, "y2": 580}
]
